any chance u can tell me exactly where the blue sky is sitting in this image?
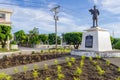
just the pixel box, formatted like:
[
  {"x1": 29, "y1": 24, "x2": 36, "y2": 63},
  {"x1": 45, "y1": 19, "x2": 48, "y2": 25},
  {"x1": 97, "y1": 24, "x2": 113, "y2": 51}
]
[{"x1": 0, "y1": 0, "x2": 120, "y2": 37}]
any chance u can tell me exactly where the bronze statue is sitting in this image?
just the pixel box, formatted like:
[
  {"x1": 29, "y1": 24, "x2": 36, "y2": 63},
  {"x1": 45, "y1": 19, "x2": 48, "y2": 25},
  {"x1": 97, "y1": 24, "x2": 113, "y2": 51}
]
[{"x1": 89, "y1": 5, "x2": 100, "y2": 27}]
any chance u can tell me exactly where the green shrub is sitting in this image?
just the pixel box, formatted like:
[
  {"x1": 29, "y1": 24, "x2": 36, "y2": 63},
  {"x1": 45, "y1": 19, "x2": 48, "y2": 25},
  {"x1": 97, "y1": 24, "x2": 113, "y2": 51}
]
[
  {"x1": 113, "y1": 41, "x2": 120, "y2": 49},
  {"x1": 2, "y1": 55, "x2": 7, "y2": 60},
  {"x1": 32, "y1": 51, "x2": 35, "y2": 54},
  {"x1": 41, "y1": 50, "x2": 43, "y2": 53},
  {"x1": 11, "y1": 41, "x2": 17, "y2": 45}
]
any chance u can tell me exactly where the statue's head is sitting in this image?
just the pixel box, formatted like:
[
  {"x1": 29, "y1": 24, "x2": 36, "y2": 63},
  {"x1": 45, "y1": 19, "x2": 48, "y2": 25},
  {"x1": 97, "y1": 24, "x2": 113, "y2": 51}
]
[{"x1": 94, "y1": 5, "x2": 96, "y2": 9}]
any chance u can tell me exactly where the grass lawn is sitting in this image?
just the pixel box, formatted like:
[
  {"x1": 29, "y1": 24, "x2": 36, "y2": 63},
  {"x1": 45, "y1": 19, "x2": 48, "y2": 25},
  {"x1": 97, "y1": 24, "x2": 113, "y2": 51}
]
[{"x1": 0, "y1": 48, "x2": 19, "y2": 52}]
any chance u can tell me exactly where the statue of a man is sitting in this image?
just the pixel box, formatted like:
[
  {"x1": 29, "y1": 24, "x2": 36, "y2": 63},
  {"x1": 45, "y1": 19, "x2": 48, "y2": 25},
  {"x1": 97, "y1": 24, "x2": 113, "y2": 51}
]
[{"x1": 89, "y1": 5, "x2": 100, "y2": 27}]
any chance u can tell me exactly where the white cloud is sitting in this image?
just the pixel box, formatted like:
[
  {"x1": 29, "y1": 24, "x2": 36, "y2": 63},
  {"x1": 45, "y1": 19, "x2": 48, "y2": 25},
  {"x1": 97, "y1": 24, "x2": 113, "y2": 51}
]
[
  {"x1": 101, "y1": 0, "x2": 120, "y2": 14},
  {"x1": 102, "y1": 23, "x2": 120, "y2": 38},
  {"x1": 92, "y1": 0, "x2": 120, "y2": 14},
  {"x1": 89, "y1": 0, "x2": 99, "y2": 4},
  {"x1": 47, "y1": 2, "x2": 58, "y2": 9},
  {"x1": 59, "y1": 17, "x2": 74, "y2": 24},
  {"x1": 11, "y1": 7, "x2": 56, "y2": 33},
  {"x1": 93, "y1": 0, "x2": 98, "y2": 4}
]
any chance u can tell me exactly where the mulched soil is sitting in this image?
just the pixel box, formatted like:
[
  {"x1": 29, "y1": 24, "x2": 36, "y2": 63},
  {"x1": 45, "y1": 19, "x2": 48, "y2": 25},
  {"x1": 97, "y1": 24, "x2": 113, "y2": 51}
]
[
  {"x1": 12, "y1": 58, "x2": 120, "y2": 80},
  {"x1": 0, "y1": 52, "x2": 69, "y2": 69}
]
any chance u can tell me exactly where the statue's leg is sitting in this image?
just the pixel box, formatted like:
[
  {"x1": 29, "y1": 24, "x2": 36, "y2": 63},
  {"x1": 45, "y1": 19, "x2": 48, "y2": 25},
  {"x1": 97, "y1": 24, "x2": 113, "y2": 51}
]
[
  {"x1": 93, "y1": 19, "x2": 95, "y2": 27},
  {"x1": 96, "y1": 18, "x2": 98, "y2": 27}
]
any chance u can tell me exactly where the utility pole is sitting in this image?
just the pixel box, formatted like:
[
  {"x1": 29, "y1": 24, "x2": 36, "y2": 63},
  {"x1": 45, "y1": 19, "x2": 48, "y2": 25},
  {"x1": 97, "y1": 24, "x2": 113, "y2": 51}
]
[{"x1": 51, "y1": 5, "x2": 60, "y2": 49}]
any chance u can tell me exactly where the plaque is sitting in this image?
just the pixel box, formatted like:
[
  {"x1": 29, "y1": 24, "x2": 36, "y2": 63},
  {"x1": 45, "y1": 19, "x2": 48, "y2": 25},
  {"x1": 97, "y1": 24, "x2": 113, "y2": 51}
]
[{"x1": 85, "y1": 35, "x2": 93, "y2": 48}]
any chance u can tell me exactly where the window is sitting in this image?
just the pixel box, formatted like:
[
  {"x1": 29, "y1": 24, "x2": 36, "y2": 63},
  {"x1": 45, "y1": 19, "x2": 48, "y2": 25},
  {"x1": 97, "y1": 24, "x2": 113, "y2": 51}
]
[{"x1": 0, "y1": 13, "x2": 5, "y2": 22}]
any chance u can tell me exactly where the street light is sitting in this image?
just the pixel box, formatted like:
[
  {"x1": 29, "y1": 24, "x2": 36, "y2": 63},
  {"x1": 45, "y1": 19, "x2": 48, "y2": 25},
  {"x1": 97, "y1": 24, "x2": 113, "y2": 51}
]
[{"x1": 51, "y1": 5, "x2": 60, "y2": 49}]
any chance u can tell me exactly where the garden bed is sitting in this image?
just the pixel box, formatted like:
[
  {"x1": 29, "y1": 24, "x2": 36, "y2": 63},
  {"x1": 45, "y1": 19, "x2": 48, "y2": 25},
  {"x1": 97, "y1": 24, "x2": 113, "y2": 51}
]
[
  {"x1": 0, "y1": 52, "x2": 70, "y2": 69},
  {"x1": 11, "y1": 57, "x2": 120, "y2": 80}
]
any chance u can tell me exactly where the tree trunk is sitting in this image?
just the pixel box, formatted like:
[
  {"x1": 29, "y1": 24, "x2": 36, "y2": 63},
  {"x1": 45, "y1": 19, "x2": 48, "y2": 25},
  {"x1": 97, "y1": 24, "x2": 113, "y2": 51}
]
[
  {"x1": 74, "y1": 44, "x2": 79, "y2": 49},
  {"x1": 1, "y1": 41, "x2": 6, "y2": 48},
  {"x1": 74, "y1": 42, "x2": 80, "y2": 49}
]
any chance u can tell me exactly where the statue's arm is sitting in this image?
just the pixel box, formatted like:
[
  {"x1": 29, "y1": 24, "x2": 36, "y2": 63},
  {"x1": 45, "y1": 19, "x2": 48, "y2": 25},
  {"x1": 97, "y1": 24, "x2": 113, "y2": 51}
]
[{"x1": 89, "y1": 9, "x2": 93, "y2": 15}]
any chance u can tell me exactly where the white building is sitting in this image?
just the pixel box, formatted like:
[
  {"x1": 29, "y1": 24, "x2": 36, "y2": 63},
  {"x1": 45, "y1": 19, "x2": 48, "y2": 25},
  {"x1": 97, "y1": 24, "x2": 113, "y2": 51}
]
[
  {"x1": 0, "y1": 8, "x2": 13, "y2": 26},
  {"x1": 0, "y1": 8, "x2": 13, "y2": 50}
]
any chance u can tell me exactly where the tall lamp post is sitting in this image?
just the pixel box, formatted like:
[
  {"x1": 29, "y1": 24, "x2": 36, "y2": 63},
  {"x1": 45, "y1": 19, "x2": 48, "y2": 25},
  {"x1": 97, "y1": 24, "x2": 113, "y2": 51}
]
[{"x1": 51, "y1": 5, "x2": 60, "y2": 49}]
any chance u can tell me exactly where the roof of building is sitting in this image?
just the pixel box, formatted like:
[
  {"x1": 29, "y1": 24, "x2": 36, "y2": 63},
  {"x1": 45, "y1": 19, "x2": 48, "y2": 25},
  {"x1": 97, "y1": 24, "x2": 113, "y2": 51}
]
[{"x1": 0, "y1": 8, "x2": 13, "y2": 13}]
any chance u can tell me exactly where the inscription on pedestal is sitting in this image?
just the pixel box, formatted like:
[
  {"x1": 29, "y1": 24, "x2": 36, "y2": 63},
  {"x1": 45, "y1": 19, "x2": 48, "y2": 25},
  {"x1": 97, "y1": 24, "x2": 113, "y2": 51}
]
[{"x1": 85, "y1": 35, "x2": 93, "y2": 48}]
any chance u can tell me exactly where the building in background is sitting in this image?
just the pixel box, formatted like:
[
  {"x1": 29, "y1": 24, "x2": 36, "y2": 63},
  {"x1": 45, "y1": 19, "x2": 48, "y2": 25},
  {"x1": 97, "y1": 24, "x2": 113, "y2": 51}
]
[
  {"x1": 0, "y1": 8, "x2": 13, "y2": 26},
  {"x1": 0, "y1": 8, "x2": 13, "y2": 50}
]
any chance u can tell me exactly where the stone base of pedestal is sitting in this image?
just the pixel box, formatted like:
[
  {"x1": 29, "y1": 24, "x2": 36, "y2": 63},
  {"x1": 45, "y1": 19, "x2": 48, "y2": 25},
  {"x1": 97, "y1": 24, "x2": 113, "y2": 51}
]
[
  {"x1": 80, "y1": 27, "x2": 112, "y2": 51},
  {"x1": 71, "y1": 50, "x2": 120, "y2": 57}
]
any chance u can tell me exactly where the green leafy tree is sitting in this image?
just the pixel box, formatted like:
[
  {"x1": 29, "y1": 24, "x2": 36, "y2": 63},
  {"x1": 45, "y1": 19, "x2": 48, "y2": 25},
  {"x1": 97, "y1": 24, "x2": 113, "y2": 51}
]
[
  {"x1": 113, "y1": 40, "x2": 120, "y2": 49},
  {"x1": 14, "y1": 30, "x2": 27, "y2": 44},
  {"x1": 48, "y1": 33, "x2": 61, "y2": 45},
  {"x1": 29, "y1": 35, "x2": 39, "y2": 44},
  {"x1": 0, "y1": 25, "x2": 12, "y2": 48},
  {"x1": 112, "y1": 38, "x2": 120, "y2": 46},
  {"x1": 64, "y1": 32, "x2": 82, "y2": 49},
  {"x1": 29, "y1": 27, "x2": 40, "y2": 45},
  {"x1": 39, "y1": 34, "x2": 48, "y2": 44},
  {"x1": 29, "y1": 27, "x2": 39, "y2": 36},
  {"x1": 110, "y1": 36, "x2": 114, "y2": 45}
]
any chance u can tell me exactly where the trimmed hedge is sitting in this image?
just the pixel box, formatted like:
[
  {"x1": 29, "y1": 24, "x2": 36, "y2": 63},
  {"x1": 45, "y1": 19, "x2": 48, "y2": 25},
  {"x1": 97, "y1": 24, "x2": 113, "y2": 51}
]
[{"x1": 113, "y1": 41, "x2": 120, "y2": 49}]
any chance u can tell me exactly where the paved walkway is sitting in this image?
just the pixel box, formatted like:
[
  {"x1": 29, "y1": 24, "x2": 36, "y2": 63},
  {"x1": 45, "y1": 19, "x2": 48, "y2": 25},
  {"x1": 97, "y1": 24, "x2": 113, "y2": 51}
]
[
  {"x1": 0, "y1": 51, "x2": 20, "y2": 59},
  {"x1": 104, "y1": 57, "x2": 120, "y2": 67},
  {"x1": 0, "y1": 55, "x2": 79, "y2": 75}
]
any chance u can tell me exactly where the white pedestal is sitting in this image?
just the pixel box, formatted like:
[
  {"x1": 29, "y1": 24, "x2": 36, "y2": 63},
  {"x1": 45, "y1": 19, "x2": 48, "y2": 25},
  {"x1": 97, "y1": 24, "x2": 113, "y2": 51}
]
[{"x1": 80, "y1": 27, "x2": 112, "y2": 51}]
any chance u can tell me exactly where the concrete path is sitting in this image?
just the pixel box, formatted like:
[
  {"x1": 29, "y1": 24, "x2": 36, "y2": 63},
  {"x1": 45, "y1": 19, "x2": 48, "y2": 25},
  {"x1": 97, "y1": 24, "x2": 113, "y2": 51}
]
[
  {"x1": 0, "y1": 51, "x2": 20, "y2": 59},
  {"x1": 0, "y1": 55, "x2": 79, "y2": 75},
  {"x1": 104, "y1": 57, "x2": 120, "y2": 67},
  {"x1": 19, "y1": 47, "x2": 47, "y2": 51}
]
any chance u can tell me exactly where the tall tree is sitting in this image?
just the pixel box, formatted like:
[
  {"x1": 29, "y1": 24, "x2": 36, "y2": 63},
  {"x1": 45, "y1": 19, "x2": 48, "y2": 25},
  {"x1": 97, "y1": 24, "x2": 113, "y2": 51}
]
[
  {"x1": 112, "y1": 38, "x2": 120, "y2": 46},
  {"x1": 29, "y1": 27, "x2": 40, "y2": 45},
  {"x1": 14, "y1": 30, "x2": 27, "y2": 44},
  {"x1": 48, "y1": 33, "x2": 61, "y2": 45},
  {"x1": 64, "y1": 32, "x2": 82, "y2": 49},
  {"x1": 29, "y1": 27, "x2": 39, "y2": 36},
  {"x1": 113, "y1": 40, "x2": 120, "y2": 49},
  {"x1": 110, "y1": 36, "x2": 114, "y2": 45},
  {"x1": 39, "y1": 34, "x2": 48, "y2": 44},
  {"x1": 0, "y1": 25, "x2": 12, "y2": 48}
]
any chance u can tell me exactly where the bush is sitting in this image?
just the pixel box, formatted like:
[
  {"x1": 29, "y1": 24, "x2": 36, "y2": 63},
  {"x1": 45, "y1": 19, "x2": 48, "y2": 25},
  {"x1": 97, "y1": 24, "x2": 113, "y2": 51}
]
[
  {"x1": 2, "y1": 55, "x2": 7, "y2": 60},
  {"x1": 113, "y1": 41, "x2": 120, "y2": 49},
  {"x1": 11, "y1": 41, "x2": 17, "y2": 45},
  {"x1": 32, "y1": 51, "x2": 35, "y2": 54}
]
